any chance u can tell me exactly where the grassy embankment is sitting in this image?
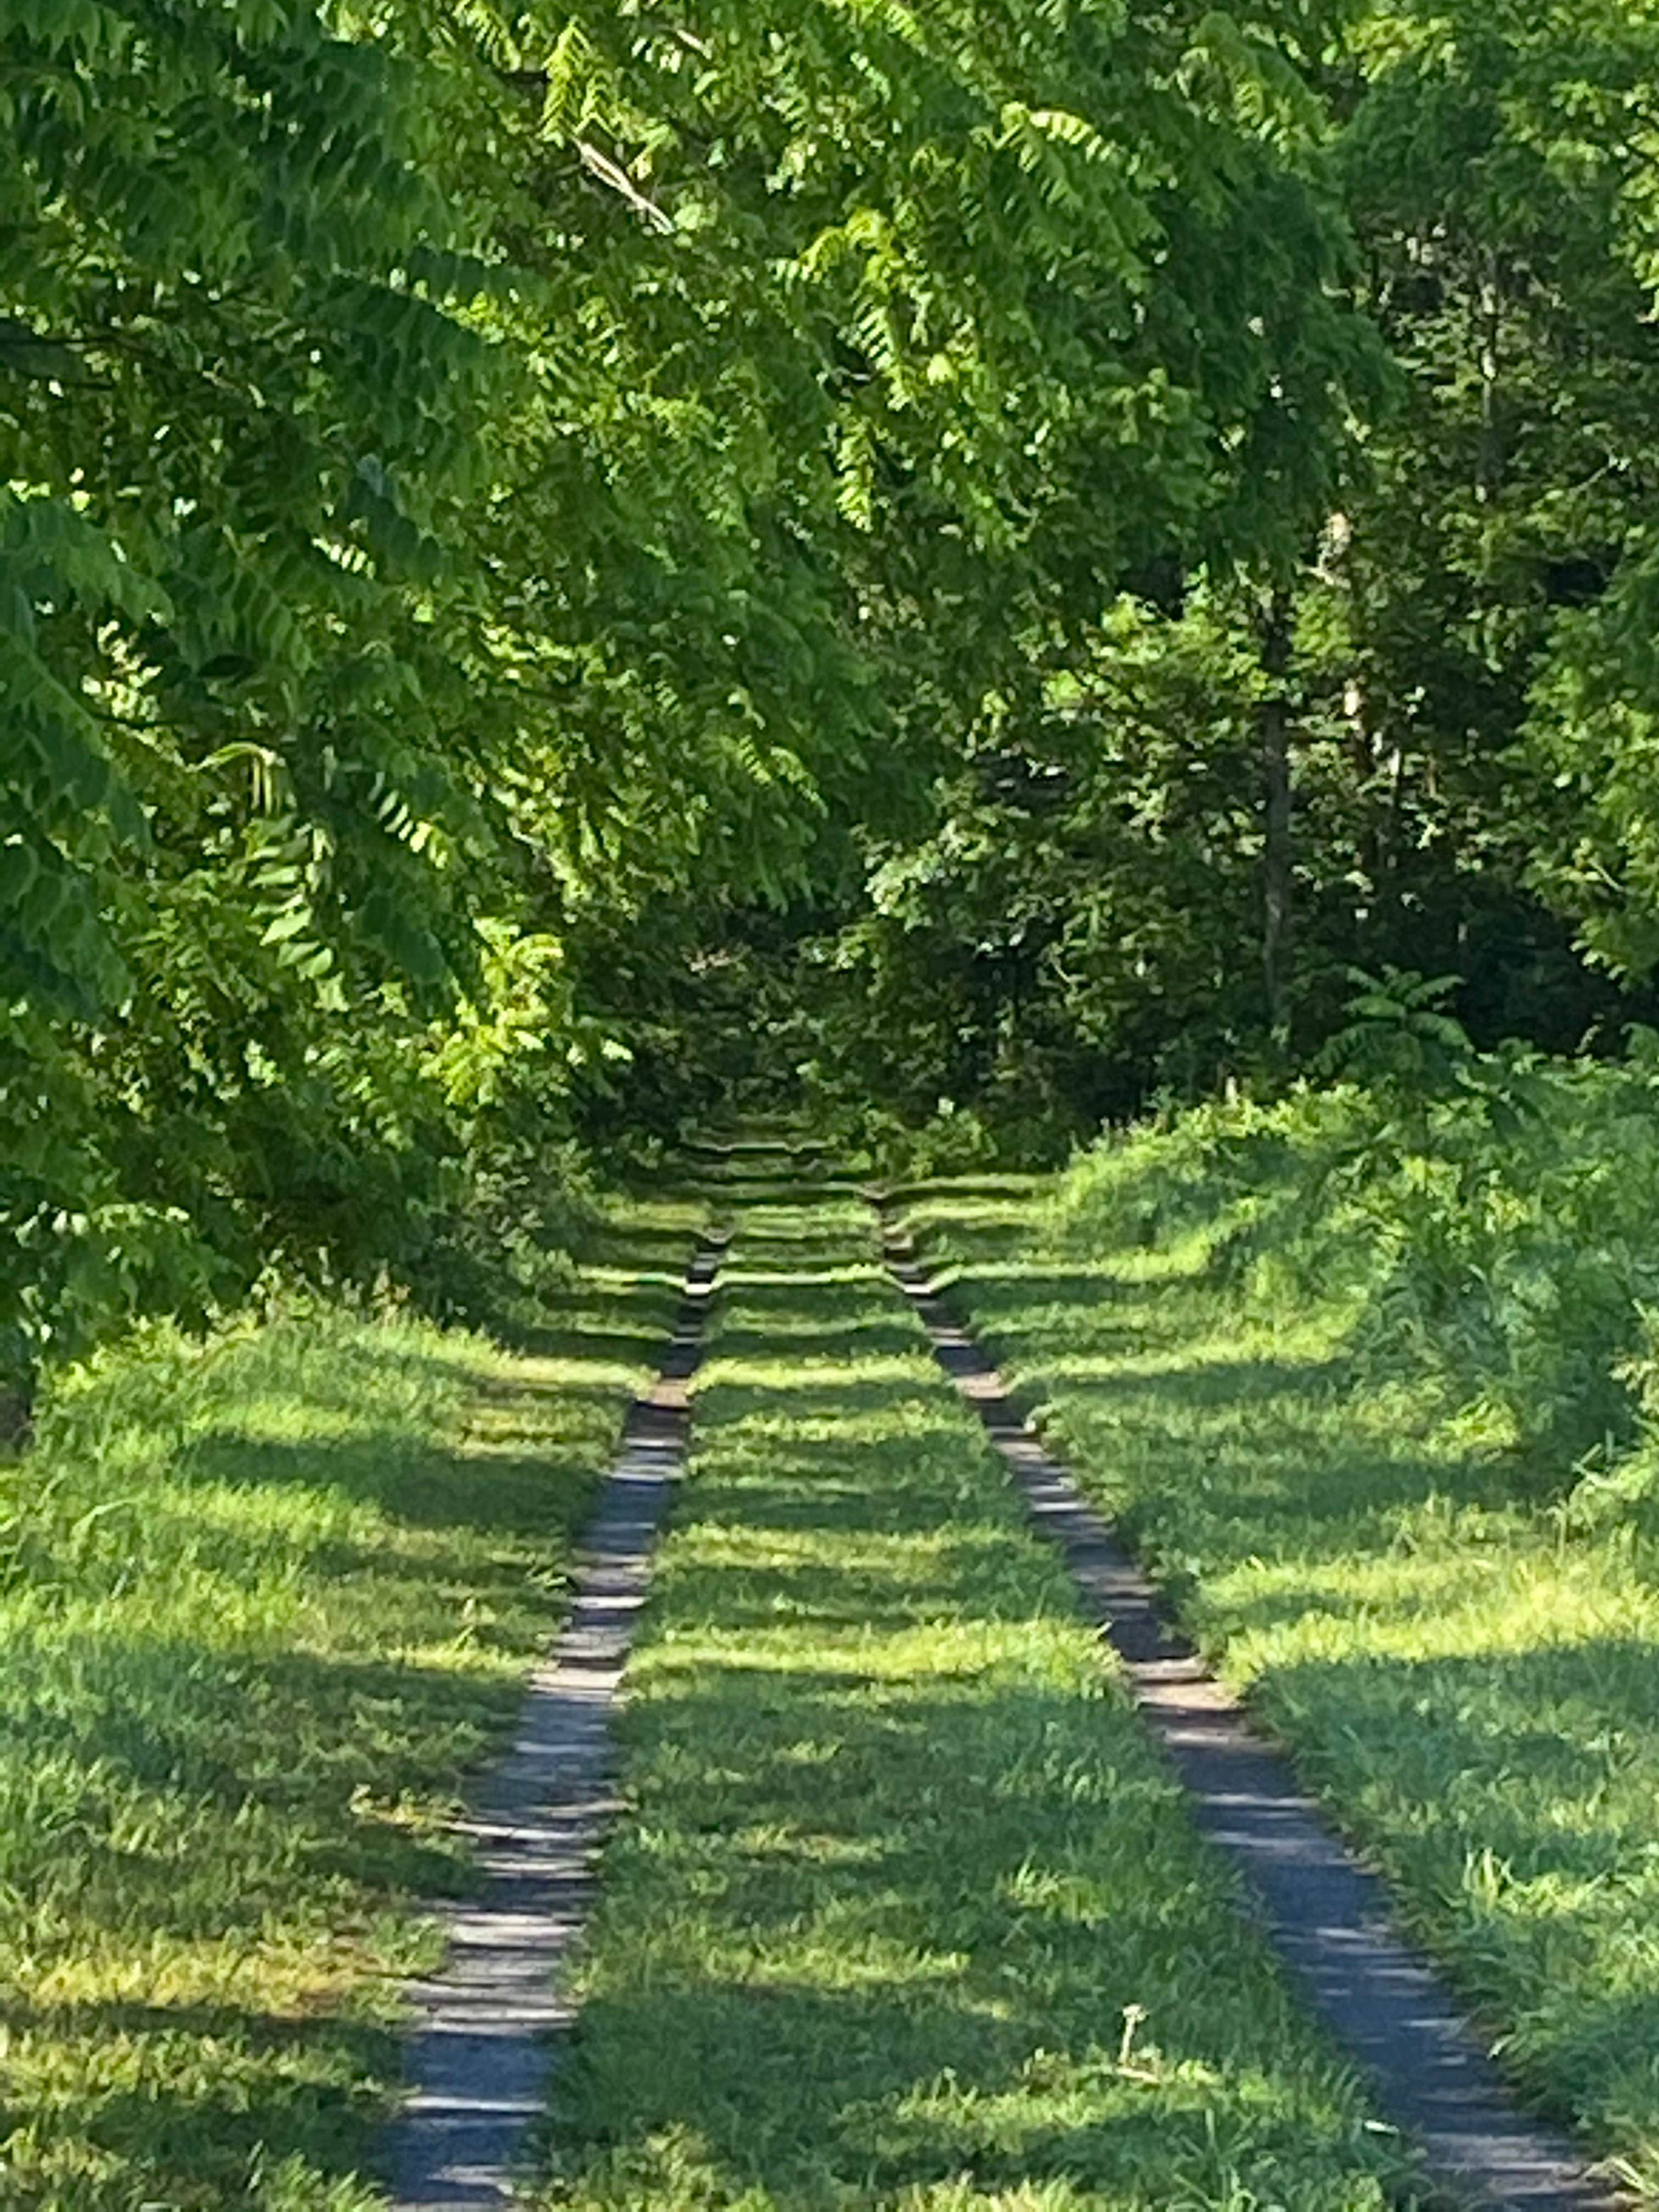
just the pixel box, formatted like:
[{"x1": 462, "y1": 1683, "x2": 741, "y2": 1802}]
[
  {"x1": 0, "y1": 1196, "x2": 701, "y2": 2212},
  {"x1": 533, "y1": 1188, "x2": 1413, "y2": 2211},
  {"x1": 903, "y1": 1084, "x2": 1659, "y2": 2199}
]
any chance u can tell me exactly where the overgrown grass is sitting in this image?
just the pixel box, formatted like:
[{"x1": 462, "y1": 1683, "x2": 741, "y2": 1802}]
[
  {"x1": 533, "y1": 1193, "x2": 1412, "y2": 2211},
  {"x1": 905, "y1": 1148, "x2": 1659, "y2": 2199},
  {"x1": 0, "y1": 1197, "x2": 700, "y2": 2212}
]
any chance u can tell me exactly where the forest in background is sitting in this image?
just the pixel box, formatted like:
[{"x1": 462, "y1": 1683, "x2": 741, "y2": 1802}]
[{"x1": 10, "y1": 0, "x2": 1659, "y2": 1402}]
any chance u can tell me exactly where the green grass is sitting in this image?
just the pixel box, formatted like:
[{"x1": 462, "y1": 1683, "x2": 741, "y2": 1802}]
[
  {"x1": 903, "y1": 1175, "x2": 1659, "y2": 2199},
  {"x1": 532, "y1": 1193, "x2": 1413, "y2": 2211},
  {"x1": 0, "y1": 1197, "x2": 701, "y2": 2212}
]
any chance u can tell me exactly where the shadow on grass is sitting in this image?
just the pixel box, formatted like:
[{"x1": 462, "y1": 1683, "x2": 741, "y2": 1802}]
[
  {"x1": 887, "y1": 1176, "x2": 1045, "y2": 1208},
  {"x1": 1265, "y1": 1637, "x2": 1659, "y2": 1881},
  {"x1": 180, "y1": 1406, "x2": 612, "y2": 1536},
  {"x1": 946, "y1": 1260, "x2": 1540, "y2": 1564},
  {"x1": 1242, "y1": 1635, "x2": 1659, "y2": 2146},
  {"x1": 0, "y1": 1999, "x2": 398, "y2": 2202},
  {"x1": 556, "y1": 1643, "x2": 1402, "y2": 2205},
  {"x1": 539, "y1": 1250, "x2": 1409, "y2": 2211},
  {"x1": 497, "y1": 1266, "x2": 686, "y2": 1363},
  {"x1": 0, "y1": 1637, "x2": 540, "y2": 1926},
  {"x1": 0, "y1": 1224, "x2": 698, "y2": 2210},
  {"x1": 711, "y1": 1315, "x2": 921, "y2": 1362},
  {"x1": 0, "y1": 1637, "x2": 539, "y2": 2203},
  {"x1": 920, "y1": 1218, "x2": 1659, "y2": 2169}
]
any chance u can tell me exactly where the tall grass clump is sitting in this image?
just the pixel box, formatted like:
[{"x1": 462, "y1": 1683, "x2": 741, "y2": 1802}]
[{"x1": 1052, "y1": 975, "x2": 1659, "y2": 1488}]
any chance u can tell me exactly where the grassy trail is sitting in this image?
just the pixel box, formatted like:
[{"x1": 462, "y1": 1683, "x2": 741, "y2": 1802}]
[
  {"x1": 904, "y1": 1180, "x2": 1659, "y2": 2200},
  {"x1": 533, "y1": 1189, "x2": 1407, "y2": 2211},
  {"x1": 0, "y1": 1199, "x2": 699, "y2": 2212}
]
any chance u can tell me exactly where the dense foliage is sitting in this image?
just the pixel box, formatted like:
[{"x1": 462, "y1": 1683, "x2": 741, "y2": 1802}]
[
  {"x1": 647, "y1": 0, "x2": 1659, "y2": 1148},
  {"x1": 13, "y1": 0, "x2": 1659, "y2": 1378}
]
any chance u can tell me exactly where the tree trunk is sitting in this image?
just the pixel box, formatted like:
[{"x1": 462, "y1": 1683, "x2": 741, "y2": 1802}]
[
  {"x1": 1477, "y1": 250, "x2": 1503, "y2": 505},
  {"x1": 1261, "y1": 590, "x2": 1295, "y2": 1040}
]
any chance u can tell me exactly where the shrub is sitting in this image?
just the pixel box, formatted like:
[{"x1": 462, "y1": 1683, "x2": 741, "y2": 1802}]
[{"x1": 1050, "y1": 990, "x2": 1659, "y2": 1487}]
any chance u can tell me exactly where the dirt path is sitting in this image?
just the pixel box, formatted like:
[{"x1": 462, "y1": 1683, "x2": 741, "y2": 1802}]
[
  {"x1": 527, "y1": 1187, "x2": 1418, "y2": 2206},
  {"x1": 880, "y1": 1211, "x2": 1622, "y2": 2211},
  {"x1": 382, "y1": 1164, "x2": 1624, "y2": 2210},
  {"x1": 383, "y1": 1232, "x2": 725, "y2": 2211}
]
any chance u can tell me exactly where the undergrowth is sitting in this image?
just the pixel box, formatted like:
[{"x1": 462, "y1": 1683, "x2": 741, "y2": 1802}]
[{"x1": 1047, "y1": 1026, "x2": 1659, "y2": 1492}]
